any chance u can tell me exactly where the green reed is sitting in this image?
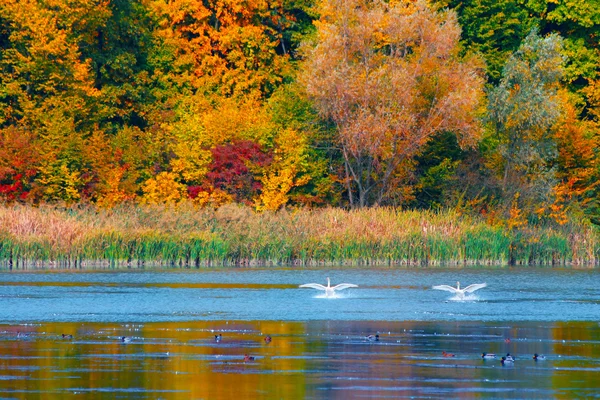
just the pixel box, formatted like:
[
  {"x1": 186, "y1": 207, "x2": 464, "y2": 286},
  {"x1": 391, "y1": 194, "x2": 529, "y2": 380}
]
[{"x1": 0, "y1": 203, "x2": 597, "y2": 268}]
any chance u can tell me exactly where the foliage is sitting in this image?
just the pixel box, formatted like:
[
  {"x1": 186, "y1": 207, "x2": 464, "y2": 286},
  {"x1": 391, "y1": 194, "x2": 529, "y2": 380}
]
[
  {"x1": 262, "y1": 84, "x2": 340, "y2": 208},
  {"x1": 206, "y1": 140, "x2": 272, "y2": 205},
  {"x1": 486, "y1": 29, "x2": 565, "y2": 214},
  {"x1": 434, "y1": 0, "x2": 600, "y2": 100},
  {"x1": 0, "y1": 0, "x2": 598, "y2": 221},
  {"x1": 256, "y1": 129, "x2": 310, "y2": 210},
  {"x1": 302, "y1": 0, "x2": 485, "y2": 207},
  {"x1": 434, "y1": 0, "x2": 537, "y2": 82},
  {"x1": 148, "y1": 0, "x2": 294, "y2": 98},
  {"x1": 0, "y1": 127, "x2": 38, "y2": 201},
  {"x1": 141, "y1": 172, "x2": 187, "y2": 205},
  {"x1": 553, "y1": 90, "x2": 600, "y2": 224},
  {"x1": 410, "y1": 131, "x2": 465, "y2": 209}
]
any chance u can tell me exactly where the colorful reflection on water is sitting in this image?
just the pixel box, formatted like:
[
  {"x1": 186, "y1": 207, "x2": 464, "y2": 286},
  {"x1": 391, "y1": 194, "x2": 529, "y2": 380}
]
[
  {"x1": 1, "y1": 320, "x2": 600, "y2": 399},
  {"x1": 0, "y1": 267, "x2": 599, "y2": 398}
]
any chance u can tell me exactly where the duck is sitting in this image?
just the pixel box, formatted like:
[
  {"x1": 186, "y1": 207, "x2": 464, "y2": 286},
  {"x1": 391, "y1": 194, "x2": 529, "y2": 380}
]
[
  {"x1": 366, "y1": 334, "x2": 379, "y2": 342},
  {"x1": 533, "y1": 353, "x2": 546, "y2": 361},
  {"x1": 432, "y1": 282, "x2": 487, "y2": 299},
  {"x1": 505, "y1": 353, "x2": 515, "y2": 361},
  {"x1": 215, "y1": 334, "x2": 222, "y2": 342},
  {"x1": 61, "y1": 334, "x2": 73, "y2": 339},
  {"x1": 442, "y1": 351, "x2": 455, "y2": 357},
  {"x1": 501, "y1": 356, "x2": 514, "y2": 365},
  {"x1": 481, "y1": 353, "x2": 496, "y2": 359},
  {"x1": 121, "y1": 336, "x2": 132, "y2": 343},
  {"x1": 244, "y1": 354, "x2": 255, "y2": 362},
  {"x1": 299, "y1": 277, "x2": 358, "y2": 297},
  {"x1": 264, "y1": 336, "x2": 272, "y2": 343}
]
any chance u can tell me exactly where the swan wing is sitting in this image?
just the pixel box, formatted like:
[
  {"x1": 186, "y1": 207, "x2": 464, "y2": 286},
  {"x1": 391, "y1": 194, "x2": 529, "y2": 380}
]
[
  {"x1": 432, "y1": 285, "x2": 458, "y2": 293},
  {"x1": 299, "y1": 283, "x2": 327, "y2": 291},
  {"x1": 331, "y1": 283, "x2": 358, "y2": 291},
  {"x1": 463, "y1": 283, "x2": 487, "y2": 293}
]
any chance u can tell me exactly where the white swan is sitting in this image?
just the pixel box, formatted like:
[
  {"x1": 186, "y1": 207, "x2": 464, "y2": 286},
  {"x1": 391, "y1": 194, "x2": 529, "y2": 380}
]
[
  {"x1": 299, "y1": 277, "x2": 358, "y2": 297},
  {"x1": 432, "y1": 281, "x2": 486, "y2": 299}
]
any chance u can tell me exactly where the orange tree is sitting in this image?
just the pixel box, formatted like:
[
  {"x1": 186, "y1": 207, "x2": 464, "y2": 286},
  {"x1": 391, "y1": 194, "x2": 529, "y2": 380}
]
[{"x1": 301, "y1": 0, "x2": 485, "y2": 207}]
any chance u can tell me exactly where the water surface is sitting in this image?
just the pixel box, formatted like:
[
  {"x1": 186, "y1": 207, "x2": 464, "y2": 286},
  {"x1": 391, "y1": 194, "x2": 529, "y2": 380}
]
[
  {"x1": 0, "y1": 267, "x2": 599, "y2": 399},
  {"x1": 1, "y1": 268, "x2": 598, "y2": 322}
]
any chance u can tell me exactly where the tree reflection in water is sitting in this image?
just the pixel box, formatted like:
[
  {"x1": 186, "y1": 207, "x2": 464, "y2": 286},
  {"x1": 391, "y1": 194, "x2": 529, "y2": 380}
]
[{"x1": 1, "y1": 320, "x2": 599, "y2": 399}]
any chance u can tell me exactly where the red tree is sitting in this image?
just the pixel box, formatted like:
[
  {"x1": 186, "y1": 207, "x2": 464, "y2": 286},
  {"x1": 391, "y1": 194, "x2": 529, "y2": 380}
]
[
  {"x1": 191, "y1": 141, "x2": 272, "y2": 204},
  {"x1": 0, "y1": 127, "x2": 39, "y2": 202}
]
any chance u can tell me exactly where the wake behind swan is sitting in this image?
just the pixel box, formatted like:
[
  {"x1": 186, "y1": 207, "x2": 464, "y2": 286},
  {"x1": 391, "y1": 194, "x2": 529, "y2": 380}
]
[
  {"x1": 300, "y1": 277, "x2": 358, "y2": 297},
  {"x1": 432, "y1": 281, "x2": 487, "y2": 300}
]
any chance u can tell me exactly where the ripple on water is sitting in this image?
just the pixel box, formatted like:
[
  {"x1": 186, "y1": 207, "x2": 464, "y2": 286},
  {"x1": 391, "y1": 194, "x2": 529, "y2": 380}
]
[{"x1": 0, "y1": 268, "x2": 599, "y2": 398}]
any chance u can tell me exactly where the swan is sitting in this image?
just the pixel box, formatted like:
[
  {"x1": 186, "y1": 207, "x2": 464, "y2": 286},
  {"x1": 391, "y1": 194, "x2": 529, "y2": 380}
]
[
  {"x1": 432, "y1": 281, "x2": 487, "y2": 299},
  {"x1": 299, "y1": 277, "x2": 358, "y2": 297}
]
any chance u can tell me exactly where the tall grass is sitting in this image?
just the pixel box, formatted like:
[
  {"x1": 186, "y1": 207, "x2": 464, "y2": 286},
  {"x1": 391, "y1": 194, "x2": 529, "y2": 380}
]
[{"x1": 0, "y1": 203, "x2": 597, "y2": 268}]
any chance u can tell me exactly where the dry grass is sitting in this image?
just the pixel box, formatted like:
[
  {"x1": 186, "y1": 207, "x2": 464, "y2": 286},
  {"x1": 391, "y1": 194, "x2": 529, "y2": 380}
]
[{"x1": 0, "y1": 203, "x2": 597, "y2": 268}]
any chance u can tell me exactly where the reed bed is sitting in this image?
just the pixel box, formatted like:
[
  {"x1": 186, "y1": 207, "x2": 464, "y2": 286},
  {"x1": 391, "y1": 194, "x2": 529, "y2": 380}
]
[{"x1": 0, "y1": 203, "x2": 597, "y2": 269}]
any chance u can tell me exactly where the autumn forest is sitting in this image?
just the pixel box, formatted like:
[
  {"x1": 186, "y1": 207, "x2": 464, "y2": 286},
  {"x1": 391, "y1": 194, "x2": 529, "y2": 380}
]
[{"x1": 0, "y1": 0, "x2": 600, "y2": 266}]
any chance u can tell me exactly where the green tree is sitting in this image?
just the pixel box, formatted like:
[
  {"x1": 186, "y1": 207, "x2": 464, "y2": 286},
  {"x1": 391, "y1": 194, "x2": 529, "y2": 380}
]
[
  {"x1": 487, "y1": 29, "x2": 565, "y2": 211},
  {"x1": 434, "y1": 0, "x2": 599, "y2": 90},
  {"x1": 435, "y1": 0, "x2": 537, "y2": 82}
]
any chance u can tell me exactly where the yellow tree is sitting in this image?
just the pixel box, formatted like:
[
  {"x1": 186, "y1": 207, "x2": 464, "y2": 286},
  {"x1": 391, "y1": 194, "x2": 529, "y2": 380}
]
[
  {"x1": 256, "y1": 128, "x2": 311, "y2": 210},
  {"x1": 0, "y1": 0, "x2": 108, "y2": 202},
  {"x1": 168, "y1": 96, "x2": 275, "y2": 189},
  {"x1": 302, "y1": 0, "x2": 484, "y2": 207},
  {"x1": 148, "y1": 0, "x2": 292, "y2": 98},
  {"x1": 553, "y1": 91, "x2": 599, "y2": 224}
]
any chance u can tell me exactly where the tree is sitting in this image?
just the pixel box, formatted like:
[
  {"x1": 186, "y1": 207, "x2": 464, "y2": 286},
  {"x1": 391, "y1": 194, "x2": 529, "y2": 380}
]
[
  {"x1": 206, "y1": 140, "x2": 272, "y2": 204},
  {"x1": 434, "y1": 0, "x2": 537, "y2": 83},
  {"x1": 410, "y1": 131, "x2": 465, "y2": 209},
  {"x1": 434, "y1": 0, "x2": 600, "y2": 97},
  {"x1": 0, "y1": 126, "x2": 38, "y2": 202},
  {"x1": 553, "y1": 92, "x2": 600, "y2": 224},
  {"x1": 256, "y1": 128, "x2": 310, "y2": 210},
  {"x1": 78, "y1": 0, "x2": 156, "y2": 132},
  {"x1": 0, "y1": 0, "x2": 105, "y2": 128},
  {"x1": 486, "y1": 29, "x2": 565, "y2": 212},
  {"x1": 532, "y1": 0, "x2": 600, "y2": 88},
  {"x1": 262, "y1": 84, "x2": 340, "y2": 208},
  {"x1": 302, "y1": 0, "x2": 485, "y2": 207},
  {"x1": 141, "y1": 171, "x2": 187, "y2": 204},
  {"x1": 148, "y1": 0, "x2": 294, "y2": 98}
]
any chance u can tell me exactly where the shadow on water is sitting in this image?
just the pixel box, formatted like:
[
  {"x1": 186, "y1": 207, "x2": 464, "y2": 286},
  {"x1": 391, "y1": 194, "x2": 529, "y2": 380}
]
[{"x1": 1, "y1": 320, "x2": 600, "y2": 399}]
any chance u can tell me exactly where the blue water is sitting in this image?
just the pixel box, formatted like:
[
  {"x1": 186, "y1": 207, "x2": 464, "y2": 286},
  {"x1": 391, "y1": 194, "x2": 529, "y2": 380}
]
[
  {"x1": 1, "y1": 267, "x2": 599, "y2": 399},
  {"x1": 0, "y1": 268, "x2": 598, "y2": 322}
]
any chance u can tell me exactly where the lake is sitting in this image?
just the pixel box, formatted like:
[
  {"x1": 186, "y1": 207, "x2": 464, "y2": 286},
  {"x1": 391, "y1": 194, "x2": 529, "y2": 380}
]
[{"x1": 0, "y1": 267, "x2": 599, "y2": 398}]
